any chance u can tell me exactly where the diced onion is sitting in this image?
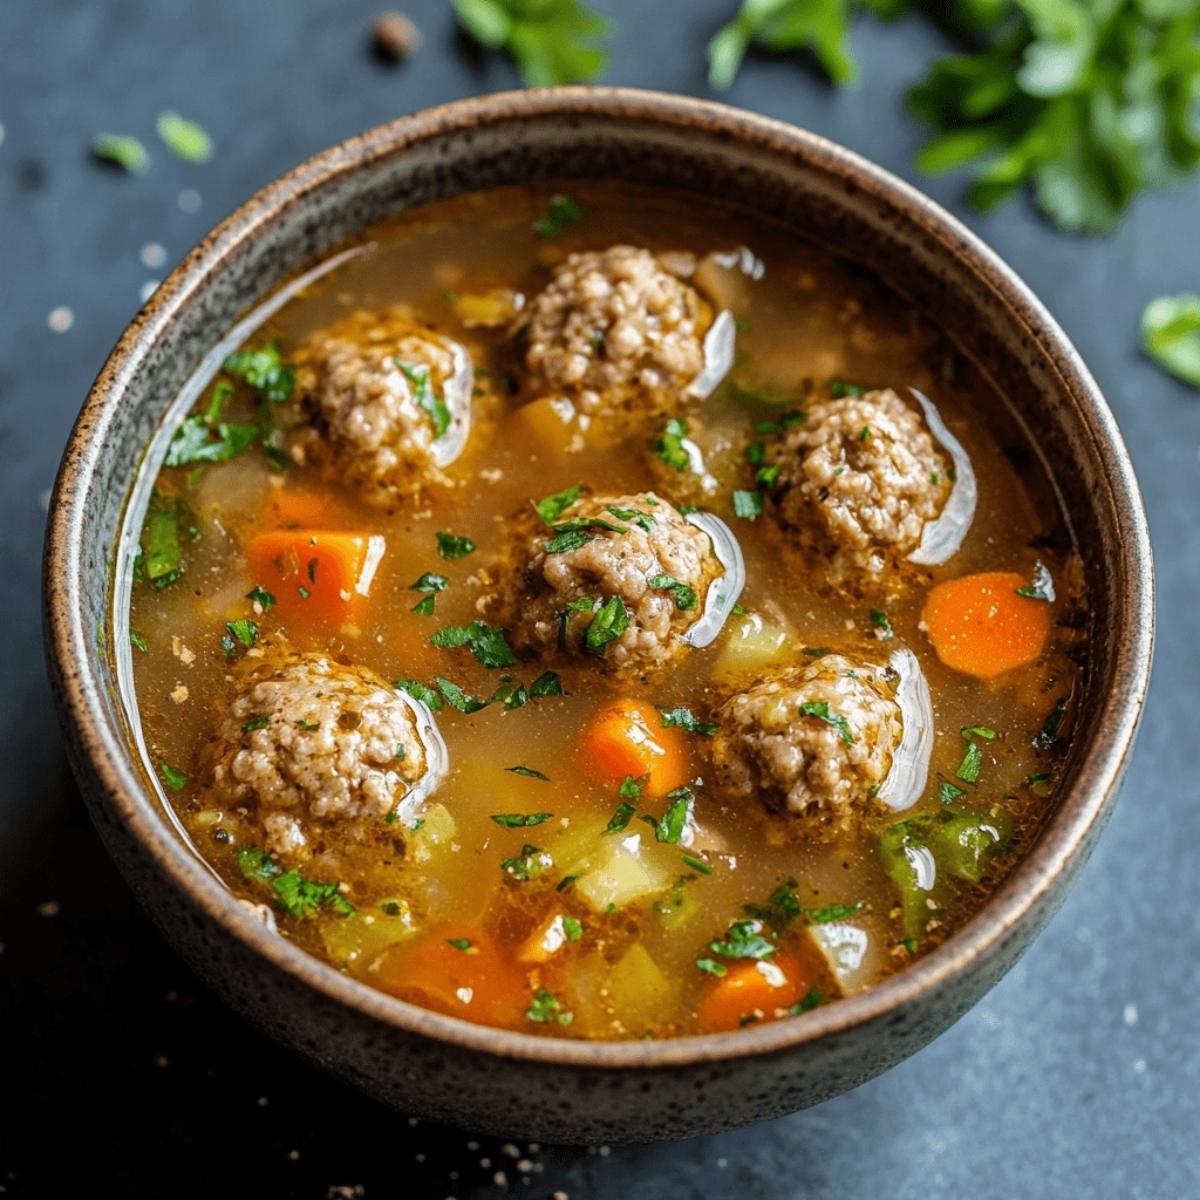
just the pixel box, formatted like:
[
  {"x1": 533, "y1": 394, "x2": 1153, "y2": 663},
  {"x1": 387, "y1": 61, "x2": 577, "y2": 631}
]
[
  {"x1": 389, "y1": 689, "x2": 450, "y2": 823},
  {"x1": 428, "y1": 339, "x2": 474, "y2": 469},
  {"x1": 907, "y1": 387, "x2": 977, "y2": 566},
  {"x1": 682, "y1": 511, "x2": 747, "y2": 648},
  {"x1": 687, "y1": 309, "x2": 736, "y2": 400},
  {"x1": 876, "y1": 647, "x2": 933, "y2": 812}
]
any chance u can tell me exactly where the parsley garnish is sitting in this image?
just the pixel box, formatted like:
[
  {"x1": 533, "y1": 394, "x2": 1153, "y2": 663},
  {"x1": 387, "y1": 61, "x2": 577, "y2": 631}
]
[
  {"x1": 129, "y1": 629, "x2": 149, "y2": 653},
  {"x1": 245, "y1": 585, "x2": 276, "y2": 610},
  {"x1": 869, "y1": 608, "x2": 893, "y2": 638},
  {"x1": 158, "y1": 761, "x2": 187, "y2": 791},
  {"x1": 506, "y1": 765, "x2": 550, "y2": 781},
  {"x1": 501, "y1": 843, "x2": 552, "y2": 881},
  {"x1": 234, "y1": 847, "x2": 354, "y2": 918},
  {"x1": 397, "y1": 360, "x2": 451, "y2": 438},
  {"x1": 708, "y1": 918, "x2": 777, "y2": 961},
  {"x1": 939, "y1": 779, "x2": 966, "y2": 805},
  {"x1": 395, "y1": 678, "x2": 443, "y2": 711},
  {"x1": 562, "y1": 916, "x2": 583, "y2": 941},
  {"x1": 829, "y1": 379, "x2": 867, "y2": 398},
  {"x1": 956, "y1": 725, "x2": 997, "y2": 784},
  {"x1": 801, "y1": 902, "x2": 862, "y2": 925},
  {"x1": 696, "y1": 957, "x2": 727, "y2": 977},
  {"x1": 223, "y1": 343, "x2": 294, "y2": 403},
  {"x1": 655, "y1": 787, "x2": 694, "y2": 845},
  {"x1": 799, "y1": 699, "x2": 854, "y2": 745},
  {"x1": 655, "y1": 416, "x2": 691, "y2": 471},
  {"x1": 242, "y1": 715, "x2": 270, "y2": 733},
  {"x1": 1015, "y1": 560, "x2": 1056, "y2": 602},
  {"x1": 165, "y1": 412, "x2": 258, "y2": 468},
  {"x1": 534, "y1": 483, "x2": 583, "y2": 525},
  {"x1": 530, "y1": 670, "x2": 563, "y2": 697},
  {"x1": 584, "y1": 595, "x2": 629, "y2": 653},
  {"x1": 141, "y1": 500, "x2": 185, "y2": 590},
  {"x1": 732, "y1": 488, "x2": 765, "y2": 519},
  {"x1": 788, "y1": 989, "x2": 827, "y2": 1015},
  {"x1": 659, "y1": 706, "x2": 718, "y2": 736},
  {"x1": 156, "y1": 111, "x2": 213, "y2": 163},
  {"x1": 532, "y1": 192, "x2": 585, "y2": 237},
  {"x1": 446, "y1": 937, "x2": 478, "y2": 954},
  {"x1": 436, "y1": 531, "x2": 476, "y2": 559},
  {"x1": 91, "y1": 132, "x2": 149, "y2": 173},
  {"x1": 648, "y1": 573, "x2": 698, "y2": 611},
  {"x1": 544, "y1": 528, "x2": 593, "y2": 554},
  {"x1": 619, "y1": 774, "x2": 643, "y2": 799},
  {"x1": 430, "y1": 620, "x2": 517, "y2": 668},
  {"x1": 1033, "y1": 698, "x2": 1067, "y2": 750},
  {"x1": 525, "y1": 986, "x2": 573, "y2": 1025},
  {"x1": 681, "y1": 853, "x2": 713, "y2": 875},
  {"x1": 491, "y1": 811, "x2": 553, "y2": 827},
  {"x1": 1143, "y1": 294, "x2": 1200, "y2": 387},
  {"x1": 605, "y1": 801, "x2": 636, "y2": 833}
]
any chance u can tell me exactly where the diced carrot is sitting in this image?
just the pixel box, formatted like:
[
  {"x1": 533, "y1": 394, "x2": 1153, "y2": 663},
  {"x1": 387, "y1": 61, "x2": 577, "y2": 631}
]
[
  {"x1": 247, "y1": 529, "x2": 385, "y2": 626},
  {"x1": 923, "y1": 571, "x2": 1050, "y2": 680},
  {"x1": 373, "y1": 924, "x2": 528, "y2": 1029},
  {"x1": 263, "y1": 489, "x2": 354, "y2": 530},
  {"x1": 579, "y1": 698, "x2": 691, "y2": 796},
  {"x1": 696, "y1": 951, "x2": 810, "y2": 1033}
]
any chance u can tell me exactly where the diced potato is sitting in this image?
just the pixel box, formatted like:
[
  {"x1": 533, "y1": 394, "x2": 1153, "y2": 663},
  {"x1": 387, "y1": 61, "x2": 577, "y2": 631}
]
[
  {"x1": 711, "y1": 612, "x2": 791, "y2": 682},
  {"x1": 806, "y1": 920, "x2": 882, "y2": 994},
  {"x1": 321, "y1": 900, "x2": 416, "y2": 968},
  {"x1": 409, "y1": 802, "x2": 456, "y2": 863},
  {"x1": 545, "y1": 817, "x2": 608, "y2": 878},
  {"x1": 509, "y1": 396, "x2": 582, "y2": 460},
  {"x1": 605, "y1": 944, "x2": 677, "y2": 1030},
  {"x1": 573, "y1": 834, "x2": 669, "y2": 913},
  {"x1": 652, "y1": 877, "x2": 700, "y2": 932},
  {"x1": 452, "y1": 289, "x2": 523, "y2": 327}
]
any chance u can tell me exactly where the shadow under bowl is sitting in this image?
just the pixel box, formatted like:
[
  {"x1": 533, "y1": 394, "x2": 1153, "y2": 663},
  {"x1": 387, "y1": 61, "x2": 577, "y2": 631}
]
[{"x1": 43, "y1": 87, "x2": 1153, "y2": 1144}]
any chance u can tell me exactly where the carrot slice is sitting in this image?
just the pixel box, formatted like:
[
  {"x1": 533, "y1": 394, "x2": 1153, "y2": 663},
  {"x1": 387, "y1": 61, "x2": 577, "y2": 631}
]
[
  {"x1": 696, "y1": 951, "x2": 810, "y2": 1033},
  {"x1": 247, "y1": 529, "x2": 385, "y2": 626},
  {"x1": 923, "y1": 571, "x2": 1050, "y2": 680},
  {"x1": 373, "y1": 924, "x2": 528, "y2": 1029},
  {"x1": 263, "y1": 489, "x2": 354, "y2": 530},
  {"x1": 579, "y1": 698, "x2": 691, "y2": 796}
]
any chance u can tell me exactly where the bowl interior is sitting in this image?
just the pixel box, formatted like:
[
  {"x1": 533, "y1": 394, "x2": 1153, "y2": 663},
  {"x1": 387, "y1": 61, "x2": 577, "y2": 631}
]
[{"x1": 47, "y1": 88, "x2": 1152, "y2": 1068}]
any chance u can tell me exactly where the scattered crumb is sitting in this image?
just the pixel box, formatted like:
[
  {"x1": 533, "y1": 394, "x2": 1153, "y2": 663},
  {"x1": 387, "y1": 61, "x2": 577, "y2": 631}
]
[
  {"x1": 172, "y1": 637, "x2": 196, "y2": 666},
  {"x1": 170, "y1": 682, "x2": 189, "y2": 705},
  {"x1": 48, "y1": 306, "x2": 74, "y2": 333},
  {"x1": 36, "y1": 901, "x2": 60, "y2": 918},
  {"x1": 372, "y1": 11, "x2": 420, "y2": 60},
  {"x1": 479, "y1": 467, "x2": 504, "y2": 483}
]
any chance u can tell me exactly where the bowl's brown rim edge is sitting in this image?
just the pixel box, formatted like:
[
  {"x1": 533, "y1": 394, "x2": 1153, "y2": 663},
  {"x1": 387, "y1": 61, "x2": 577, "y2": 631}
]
[{"x1": 44, "y1": 86, "x2": 1155, "y2": 1071}]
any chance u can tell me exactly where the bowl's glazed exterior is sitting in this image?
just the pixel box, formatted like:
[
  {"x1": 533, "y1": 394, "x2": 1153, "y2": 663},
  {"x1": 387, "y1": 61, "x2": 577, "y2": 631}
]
[{"x1": 43, "y1": 88, "x2": 1153, "y2": 1143}]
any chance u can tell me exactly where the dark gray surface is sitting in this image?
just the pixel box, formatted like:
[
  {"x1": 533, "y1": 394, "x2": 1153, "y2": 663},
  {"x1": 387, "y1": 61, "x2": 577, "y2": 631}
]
[{"x1": 1, "y1": 1, "x2": 1195, "y2": 1196}]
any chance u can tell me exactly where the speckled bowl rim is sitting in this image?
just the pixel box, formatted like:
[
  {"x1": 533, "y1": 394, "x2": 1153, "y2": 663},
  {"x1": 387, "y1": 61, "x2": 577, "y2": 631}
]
[{"x1": 46, "y1": 87, "x2": 1154, "y2": 1071}]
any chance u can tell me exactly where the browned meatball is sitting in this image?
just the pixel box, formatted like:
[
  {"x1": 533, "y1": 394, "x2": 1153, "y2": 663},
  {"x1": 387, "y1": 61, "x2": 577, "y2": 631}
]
[
  {"x1": 522, "y1": 246, "x2": 725, "y2": 427},
  {"x1": 198, "y1": 651, "x2": 446, "y2": 862},
  {"x1": 710, "y1": 652, "x2": 914, "y2": 831},
  {"x1": 769, "y1": 389, "x2": 950, "y2": 582},
  {"x1": 484, "y1": 491, "x2": 743, "y2": 674},
  {"x1": 290, "y1": 306, "x2": 474, "y2": 507}
]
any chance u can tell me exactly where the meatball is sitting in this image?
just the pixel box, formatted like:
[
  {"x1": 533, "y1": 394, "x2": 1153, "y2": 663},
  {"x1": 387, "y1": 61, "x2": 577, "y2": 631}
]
[
  {"x1": 769, "y1": 389, "x2": 949, "y2": 581},
  {"x1": 709, "y1": 654, "x2": 902, "y2": 830},
  {"x1": 522, "y1": 246, "x2": 717, "y2": 425},
  {"x1": 199, "y1": 651, "x2": 446, "y2": 861},
  {"x1": 484, "y1": 491, "x2": 741, "y2": 673},
  {"x1": 290, "y1": 306, "x2": 474, "y2": 507}
]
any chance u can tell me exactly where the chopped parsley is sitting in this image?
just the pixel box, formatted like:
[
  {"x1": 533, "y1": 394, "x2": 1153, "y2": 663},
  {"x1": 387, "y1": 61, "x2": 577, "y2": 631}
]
[
  {"x1": 129, "y1": 629, "x2": 149, "y2": 653},
  {"x1": 245, "y1": 585, "x2": 276, "y2": 610},
  {"x1": 525, "y1": 986, "x2": 573, "y2": 1024},
  {"x1": 829, "y1": 379, "x2": 867, "y2": 398},
  {"x1": 788, "y1": 989, "x2": 827, "y2": 1015},
  {"x1": 532, "y1": 193, "x2": 584, "y2": 237},
  {"x1": 655, "y1": 787, "x2": 694, "y2": 845},
  {"x1": 659, "y1": 706, "x2": 718, "y2": 736},
  {"x1": 156, "y1": 110, "x2": 213, "y2": 162},
  {"x1": 506, "y1": 765, "x2": 550, "y2": 781},
  {"x1": 696, "y1": 957, "x2": 727, "y2": 977},
  {"x1": 802, "y1": 646, "x2": 832, "y2": 658},
  {"x1": 544, "y1": 528, "x2": 593, "y2": 554},
  {"x1": 869, "y1": 608, "x2": 893, "y2": 638},
  {"x1": 397, "y1": 360, "x2": 451, "y2": 438},
  {"x1": 798, "y1": 699, "x2": 854, "y2": 745},
  {"x1": 501, "y1": 844, "x2": 552, "y2": 881},
  {"x1": 584, "y1": 595, "x2": 630, "y2": 653},
  {"x1": 446, "y1": 937, "x2": 478, "y2": 954},
  {"x1": 395, "y1": 678, "x2": 444, "y2": 711},
  {"x1": 708, "y1": 918, "x2": 777, "y2": 961},
  {"x1": 648, "y1": 573, "x2": 698, "y2": 611},
  {"x1": 562, "y1": 916, "x2": 584, "y2": 941},
  {"x1": 242, "y1": 715, "x2": 270, "y2": 733},
  {"x1": 234, "y1": 847, "x2": 353, "y2": 917},
  {"x1": 955, "y1": 725, "x2": 997, "y2": 784},
  {"x1": 221, "y1": 618, "x2": 258, "y2": 657},
  {"x1": 801, "y1": 902, "x2": 863, "y2": 925},
  {"x1": 938, "y1": 779, "x2": 966, "y2": 805},
  {"x1": 1033, "y1": 698, "x2": 1067, "y2": 750},
  {"x1": 1015, "y1": 560, "x2": 1056, "y2": 602},
  {"x1": 430, "y1": 620, "x2": 517, "y2": 668},
  {"x1": 491, "y1": 811, "x2": 553, "y2": 828},
  {"x1": 534, "y1": 483, "x2": 583, "y2": 525},
  {"x1": 91, "y1": 132, "x2": 149, "y2": 173},
  {"x1": 295, "y1": 718, "x2": 320, "y2": 732},
  {"x1": 655, "y1": 416, "x2": 691, "y2": 471},
  {"x1": 407, "y1": 570, "x2": 449, "y2": 597},
  {"x1": 530, "y1": 670, "x2": 563, "y2": 697},
  {"x1": 141, "y1": 501, "x2": 185, "y2": 590},
  {"x1": 606, "y1": 504, "x2": 654, "y2": 532},
  {"x1": 223, "y1": 343, "x2": 294, "y2": 403},
  {"x1": 732, "y1": 488, "x2": 765, "y2": 519},
  {"x1": 681, "y1": 853, "x2": 713, "y2": 875},
  {"x1": 605, "y1": 801, "x2": 636, "y2": 833},
  {"x1": 157, "y1": 761, "x2": 187, "y2": 791},
  {"x1": 436, "y1": 531, "x2": 476, "y2": 560},
  {"x1": 433, "y1": 676, "x2": 491, "y2": 714},
  {"x1": 411, "y1": 594, "x2": 436, "y2": 616},
  {"x1": 165, "y1": 413, "x2": 258, "y2": 467}
]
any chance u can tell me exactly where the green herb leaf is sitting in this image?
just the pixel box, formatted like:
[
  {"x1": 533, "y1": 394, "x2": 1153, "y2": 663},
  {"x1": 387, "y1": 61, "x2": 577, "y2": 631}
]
[
  {"x1": 395, "y1": 678, "x2": 444, "y2": 711},
  {"x1": 129, "y1": 629, "x2": 149, "y2": 653},
  {"x1": 91, "y1": 133, "x2": 149, "y2": 173},
  {"x1": 430, "y1": 620, "x2": 517, "y2": 668},
  {"x1": 242, "y1": 715, "x2": 270, "y2": 733},
  {"x1": 696, "y1": 956, "x2": 727, "y2": 977},
  {"x1": 411, "y1": 593, "x2": 436, "y2": 616},
  {"x1": 141, "y1": 501, "x2": 185, "y2": 589},
  {"x1": 544, "y1": 528, "x2": 593, "y2": 554},
  {"x1": 655, "y1": 786, "x2": 694, "y2": 845},
  {"x1": 525, "y1": 986, "x2": 574, "y2": 1024},
  {"x1": 397, "y1": 360, "x2": 452, "y2": 438},
  {"x1": 158, "y1": 761, "x2": 187, "y2": 791},
  {"x1": 938, "y1": 779, "x2": 966, "y2": 804},
  {"x1": 234, "y1": 846, "x2": 279, "y2": 882},
  {"x1": 501, "y1": 843, "x2": 552, "y2": 881},
  {"x1": 618, "y1": 774, "x2": 642, "y2": 800},
  {"x1": 245, "y1": 585, "x2": 277, "y2": 610},
  {"x1": 533, "y1": 192, "x2": 585, "y2": 237},
  {"x1": 798, "y1": 699, "x2": 854, "y2": 745},
  {"x1": 1033, "y1": 697, "x2": 1068, "y2": 750},
  {"x1": 1015, "y1": 560, "x2": 1056, "y2": 602},
  {"x1": 605, "y1": 801, "x2": 636, "y2": 833},
  {"x1": 534, "y1": 483, "x2": 583, "y2": 525},
  {"x1": 156, "y1": 111, "x2": 213, "y2": 162},
  {"x1": 732, "y1": 488, "x2": 765, "y2": 519},
  {"x1": 648, "y1": 572, "x2": 699, "y2": 611},
  {"x1": 506, "y1": 765, "x2": 550, "y2": 781},
  {"x1": 224, "y1": 343, "x2": 294, "y2": 403},
  {"x1": 955, "y1": 726, "x2": 995, "y2": 784},
  {"x1": 434, "y1": 676, "x2": 491, "y2": 714},
  {"x1": 681, "y1": 853, "x2": 713, "y2": 875},
  {"x1": 659, "y1": 706, "x2": 718, "y2": 736},
  {"x1": 452, "y1": 0, "x2": 609, "y2": 87},
  {"x1": 869, "y1": 608, "x2": 894, "y2": 637},
  {"x1": 224, "y1": 618, "x2": 258, "y2": 650},
  {"x1": 530, "y1": 670, "x2": 563, "y2": 697},
  {"x1": 562, "y1": 915, "x2": 584, "y2": 941},
  {"x1": 446, "y1": 937, "x2": 479, "y2": 954},
  {"x1": 829, "y1": 379, "x2": 867, "y2": 398},
  {"x1": 271, "y1": 869, "x2": 354, "y2": 919},
  {"x1": 788, "y1": 988, "x2": 827, "y2": 1015},
  {"x1": 802, "y1": 902, "x2": 863, "y2": 924},
  {"x1": 655, "y1": 416, "x2": 691, "y2": 471},
  {"x1": 584, "y1": 595, "x2": 630, "y2": 653},
  {"x1": 491, "y1": 811, "x2": 553, "y2": 828},
  {"x1": 709, "y1": 918, "x2": 776, "y2": 961},
  {"x1": 1143, "y1": 294, "x2": 1200, "y2": 387},
  {"x1": 436, "y1": 531, "x2": 476, "y2": 559}
]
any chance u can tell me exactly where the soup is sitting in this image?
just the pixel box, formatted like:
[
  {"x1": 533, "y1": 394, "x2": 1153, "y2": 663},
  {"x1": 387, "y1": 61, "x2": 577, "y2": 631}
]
[{"x1": 126, "y1": 183, "x2": 1083, "y2": 1040}]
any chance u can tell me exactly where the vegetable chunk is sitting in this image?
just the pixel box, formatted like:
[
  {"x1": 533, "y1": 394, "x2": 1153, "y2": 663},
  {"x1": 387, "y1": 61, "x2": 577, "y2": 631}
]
[
  {"x1": 247, "y1": 529, "x2": 385, "y2": 626},
  {"x1": 580, "y1": 698, "x2": 691, "y2": 795},
  {"x1": 923, "y1": 571, "x2": 1049, "y2": 679}
]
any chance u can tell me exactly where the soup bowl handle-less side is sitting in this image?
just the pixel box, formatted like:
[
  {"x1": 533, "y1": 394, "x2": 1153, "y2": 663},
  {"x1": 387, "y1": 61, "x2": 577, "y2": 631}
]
[{"x1": 43, "y1": 88, "x2": 1153, "y2": 1143}]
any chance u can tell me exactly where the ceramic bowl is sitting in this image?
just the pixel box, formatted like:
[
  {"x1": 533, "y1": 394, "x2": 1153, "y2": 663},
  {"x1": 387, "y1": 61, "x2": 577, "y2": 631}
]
[{"x1": 43, "y1": 87, "x2": 1154, "y2": 1143}]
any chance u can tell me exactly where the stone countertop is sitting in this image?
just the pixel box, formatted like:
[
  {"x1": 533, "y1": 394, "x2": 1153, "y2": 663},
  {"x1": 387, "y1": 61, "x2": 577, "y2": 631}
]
[{"x1": 1, "y1": 1, "x2": 1195, "y2": 1196}]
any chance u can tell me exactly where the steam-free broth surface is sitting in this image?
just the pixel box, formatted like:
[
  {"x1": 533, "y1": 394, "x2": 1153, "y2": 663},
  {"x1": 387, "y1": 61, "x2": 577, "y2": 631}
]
[{"x1": 127, "y1": 183, "x2": 1083, "y2": 1039}]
